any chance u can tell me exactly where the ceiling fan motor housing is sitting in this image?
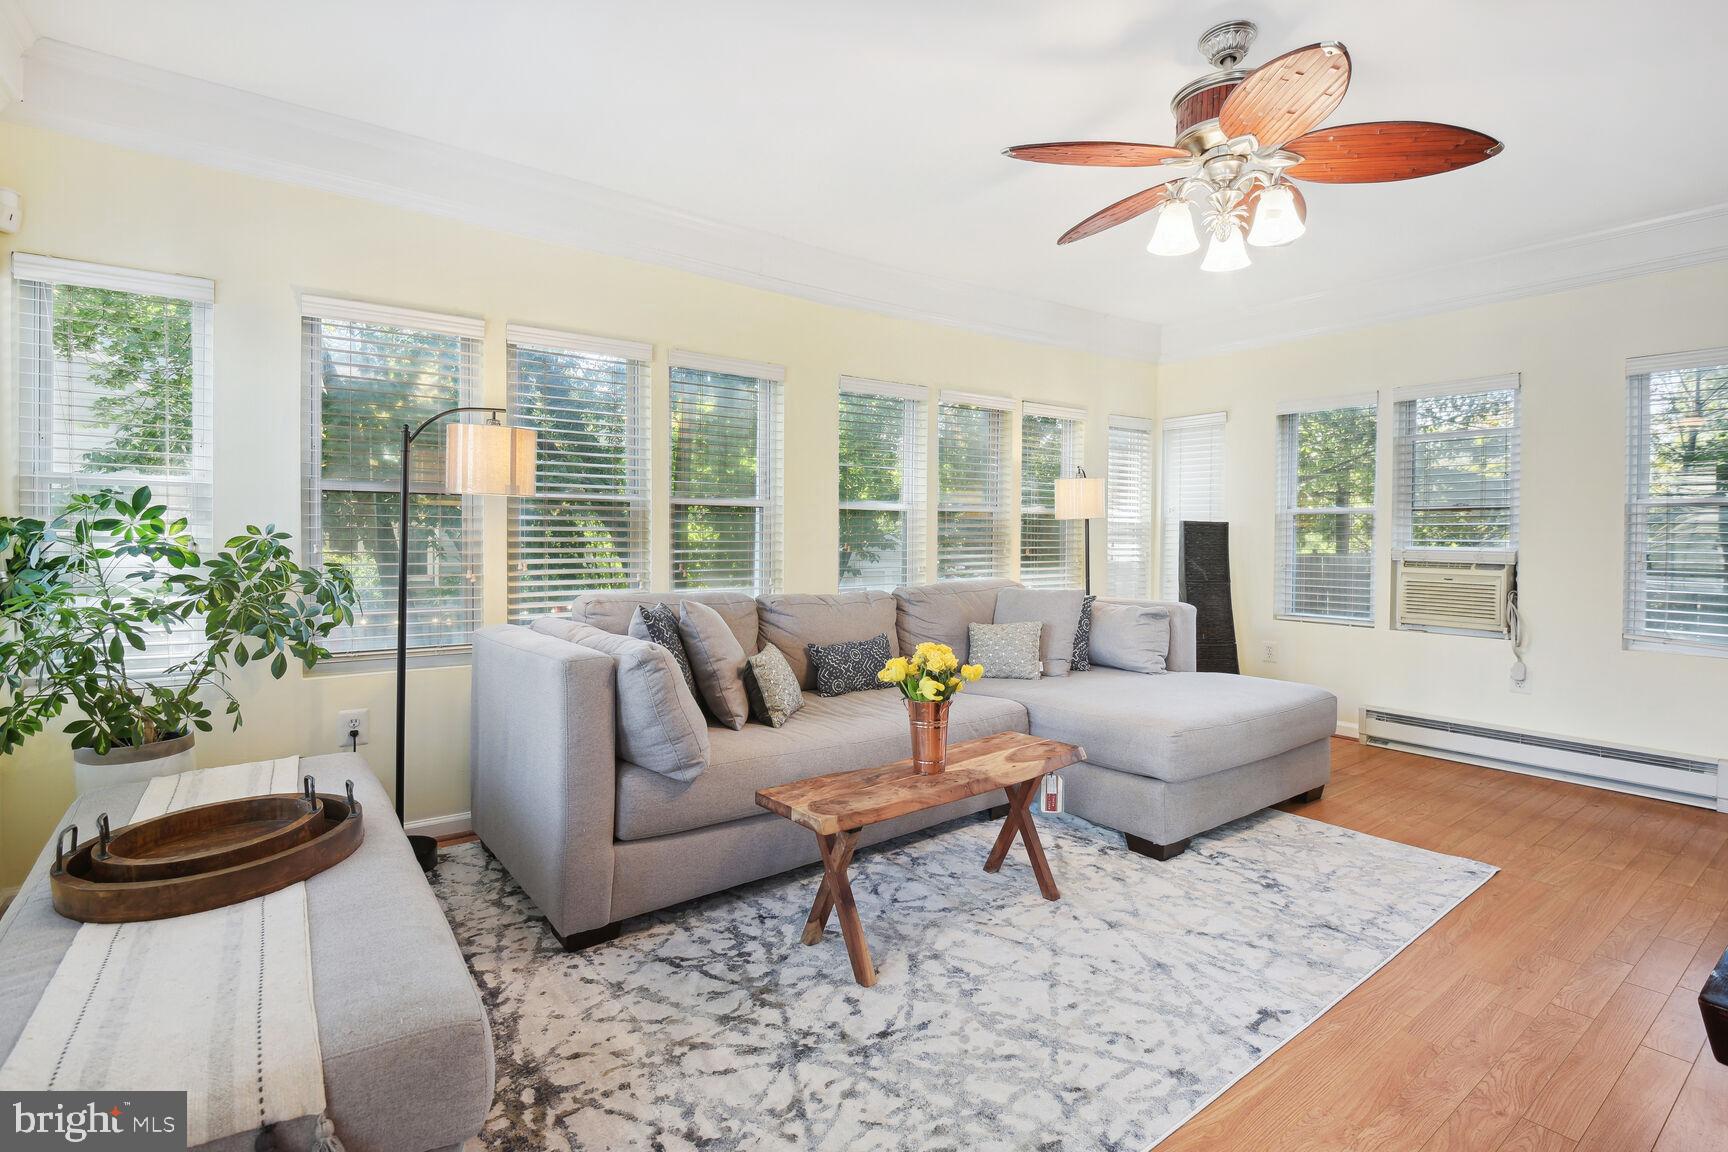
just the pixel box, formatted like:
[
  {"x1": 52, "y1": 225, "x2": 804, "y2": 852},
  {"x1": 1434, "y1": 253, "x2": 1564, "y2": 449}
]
[{"x1": 1172, "y1": 20, "x2": 1260, "y2": 153}]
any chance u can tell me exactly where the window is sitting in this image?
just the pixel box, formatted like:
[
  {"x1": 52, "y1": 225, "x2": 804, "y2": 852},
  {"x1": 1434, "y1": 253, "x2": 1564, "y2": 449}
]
[
  {"x1": 1625, "y1": 349, "x2": 1728, "y2": 653},
  {"x1": 1275, "y1": 397, "x2": 1378, "y2": 623},
  {"x1": 14, "y1": 254, "x2": 214, "y2": 674},
  {"x1": 668, "y1": 351, "x2": 783, "y2": 593},
  {"x1": 1107, "y1": 416, "x2": 1154, "y2": 597},
  {"x1": 1160, "y1": 412, "x2": 1226, "y2": 597},
  {"x1": 837, "y1": 377, "x2": 928, "y2": 589},
  {"x1": 1393, "y1": 377, "x2": 1520, "y2": 551},
  {"x1": 936, "y1": 392, "x2": 1013, "y2": 579},
  {"x1": 1020, "y1": 403, "x2": 1086, "y2": 589},
  {"x1": 302, "y1": 296, "x2": 483, "y2": 655},
  {"x1": 506, "y1": 326, "x2": 651, "y2": 621}
]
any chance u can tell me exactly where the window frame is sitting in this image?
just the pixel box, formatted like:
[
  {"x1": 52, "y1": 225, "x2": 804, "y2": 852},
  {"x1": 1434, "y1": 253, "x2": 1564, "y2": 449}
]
[
  {"x1": 1159, "y1": 411, "x2": 1227, "y2": 599},
  {"x1": 1624, "y1": 347, "x2": 1728, "y2": 657},
  {"x1": 935, "y1": 390, "x2": 1015, "y2": 580},
  {"x1": 1019, "y1": 401, "x2": 1087, "y2": 590},
  {"x1": 1106, "y1": 414, "x2": 1155, "y2": 598},
  {"x1": 836, "y1": 375, "x2": 929, "y2": 590},
  {"x1": 1274, "y1": 394, "x2": 1379, "y2": 626}
]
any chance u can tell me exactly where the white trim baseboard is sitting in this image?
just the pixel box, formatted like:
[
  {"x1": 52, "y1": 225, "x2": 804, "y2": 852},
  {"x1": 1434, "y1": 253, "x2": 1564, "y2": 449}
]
[
  {"x1": 1334, "y1": 719, "x2": 1360, "y2": 741},
  {"x1": 406, "y1": 811, "x2": 473, "y2": 841}
]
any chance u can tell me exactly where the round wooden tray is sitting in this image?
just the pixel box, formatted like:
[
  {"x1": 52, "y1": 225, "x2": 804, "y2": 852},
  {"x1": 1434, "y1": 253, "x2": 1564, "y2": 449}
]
[{"x1": 50, "y1": 777, "x2": 364, "y2": 923}]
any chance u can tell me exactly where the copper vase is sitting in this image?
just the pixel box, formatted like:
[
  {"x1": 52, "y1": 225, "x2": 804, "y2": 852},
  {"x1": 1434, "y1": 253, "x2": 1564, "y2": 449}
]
[{"x1": 907, "y1": 698, "x2": 951, "y2": 775}]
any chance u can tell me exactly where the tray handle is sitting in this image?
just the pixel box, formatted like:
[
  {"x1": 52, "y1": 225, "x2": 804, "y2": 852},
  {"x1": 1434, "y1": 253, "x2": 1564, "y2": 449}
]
[
  {"x1": 53, "y1": 824, "x2": 78, "y2": 875},
  {"x1": 96, "y1": 813, "x2": 112, "y2": 860},
  {"x1": 302, "y1": 774, "x2": 317, "y2": 811},
  {"x1": 345, "y1": 780, "x2": 356, "y2": 814}
]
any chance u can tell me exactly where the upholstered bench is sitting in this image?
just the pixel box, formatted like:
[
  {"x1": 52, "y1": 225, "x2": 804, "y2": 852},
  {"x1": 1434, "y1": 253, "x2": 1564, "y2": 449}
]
[{"x1": 0, "y1": 754, "x2": 494, "y2": 1152}]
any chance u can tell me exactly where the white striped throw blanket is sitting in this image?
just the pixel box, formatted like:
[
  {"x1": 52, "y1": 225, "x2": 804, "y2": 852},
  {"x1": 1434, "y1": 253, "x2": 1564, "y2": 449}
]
[{"x1": 0, "y1": 758, "x2": 343, "y2": 1151}]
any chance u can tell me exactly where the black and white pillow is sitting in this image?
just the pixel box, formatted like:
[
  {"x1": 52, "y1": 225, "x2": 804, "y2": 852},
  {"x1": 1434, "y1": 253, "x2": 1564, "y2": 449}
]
[
  {"x1": 1071, "y1": 595, "x2": 1095, "y2": 672},
  {"x1": 629, "y1": 603, "x2": 700, "y2": 704},
  {"x1": 744, "y1": 646, "x2": 804, "y2": 727},
  {"x1": 806, "y1": 633, "x2": 894, "y2": 697}
]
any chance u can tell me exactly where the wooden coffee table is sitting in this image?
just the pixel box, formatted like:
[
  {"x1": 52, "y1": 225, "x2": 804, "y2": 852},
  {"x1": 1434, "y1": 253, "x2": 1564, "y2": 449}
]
[{"x1": 755, "y1": 731, "x2": 1085, "y2": 987}]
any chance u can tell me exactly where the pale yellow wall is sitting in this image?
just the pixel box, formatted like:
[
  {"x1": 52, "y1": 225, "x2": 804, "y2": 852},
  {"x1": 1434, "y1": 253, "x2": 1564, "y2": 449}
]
[
  {"x1": 0, "y1": 123, "x2": 1158, "y2": 886},
  {"x1": 1158, "y1": 261, "x2": 1728, "y2": 764}
]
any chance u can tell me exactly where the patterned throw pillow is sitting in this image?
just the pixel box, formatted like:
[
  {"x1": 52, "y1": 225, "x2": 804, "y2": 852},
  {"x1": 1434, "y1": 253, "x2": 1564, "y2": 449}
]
[
  {"x1": 743, "y1": 645, "x2": 804, "y2": 727},
  {"x1": 967, "y1": 621, "x2": 1043, "y2": 680},
  {"x1": 805, "y1": 633, "x2": 894, "y2": 698},
  {"x1": 629, "y1": 603, "x2": 700, "y2": 705},
  {"x1": 1072, "y1": 595, "x2": 1095, "y2": 671}
]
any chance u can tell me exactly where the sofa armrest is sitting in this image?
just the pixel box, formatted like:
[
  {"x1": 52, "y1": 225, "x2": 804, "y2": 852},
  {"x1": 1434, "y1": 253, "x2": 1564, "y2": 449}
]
[
  {"x1": 1097, "y1": 598, "x2": 1199, "y2": 673},
  {"x1": 470, "y1": 624, "x2": 618, "y2": 937}
]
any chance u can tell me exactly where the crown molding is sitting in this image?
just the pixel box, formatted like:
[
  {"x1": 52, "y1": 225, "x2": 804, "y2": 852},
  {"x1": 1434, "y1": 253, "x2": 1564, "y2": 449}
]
[
  {"x1": 1159, "y1": 202, "x2": 1728, "y2": 362},
  {"x1": 3, "y1": 40, "x2": 1163, "y2": 363},
  {"x1": 0, "y1": 1, "x2": 32, "y2": 107}
]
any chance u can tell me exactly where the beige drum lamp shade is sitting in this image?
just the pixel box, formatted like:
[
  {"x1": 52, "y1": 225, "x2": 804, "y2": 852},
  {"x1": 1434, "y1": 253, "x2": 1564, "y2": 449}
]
[
  {"x1": 445, "y1": 421, "x2": 537, "y2": 496},
  {"x1": 1054, "y1": 474, "x2": 1106, "y2": 521}
]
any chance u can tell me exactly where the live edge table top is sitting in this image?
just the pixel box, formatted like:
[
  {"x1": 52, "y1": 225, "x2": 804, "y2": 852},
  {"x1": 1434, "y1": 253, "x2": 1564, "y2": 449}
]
[{"x1": 754, "y1": 731, "x2": 1087, "y2": 836}]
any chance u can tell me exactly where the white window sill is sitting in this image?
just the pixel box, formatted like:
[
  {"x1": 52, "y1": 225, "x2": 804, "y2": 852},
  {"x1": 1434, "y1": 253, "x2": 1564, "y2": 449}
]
[
  {"x1": 302, "y1": 647, "x2": 472, "y2": 677},
  {"x1": 1274, "y1": 612, "x2": 1376, "y2": 628},
  {"x1": 1624, "y1": 636, "x2": 1728, "y2": 660}
]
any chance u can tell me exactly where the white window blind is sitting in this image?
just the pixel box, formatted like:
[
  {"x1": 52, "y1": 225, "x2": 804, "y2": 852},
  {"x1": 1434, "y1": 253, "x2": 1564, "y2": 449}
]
[
  {"x1": 506, "y1": 326, "x2": 651, "y2": 621},
  {"x1": 936, "y1": 392, "x2": 1013, "y2": 579},
  {"x1": 668, "y1": 351, "x2": 783, "y2": 593},
  {"x1": 301, "y1": 296, "x2": 484, "y2": 655},
  {"x1": 838, "y1": 377, "x2": 928, "y2": 589},
  {"x1": 1625, "y1": 348, "x2": 1728, "y2": 653},
  {"x1": 1160, "y1": 412, "x2": 1226, "y2": 598},
  {"x1": 1021, "y1": 402, "x2": 1085, "y2": 589},
  {"x1": 1275, "y1": 396, "x2": 1378, "y2": 623},
  {"x1": 1107, "y1": 415, "x2": 1154, "y2": 597},
  {"x1": 14, "y1": 254, "x2": 215, "y2": 675},
  {"x1": 1394, "y1": 376, "x2": 1520, "y2": 551}
]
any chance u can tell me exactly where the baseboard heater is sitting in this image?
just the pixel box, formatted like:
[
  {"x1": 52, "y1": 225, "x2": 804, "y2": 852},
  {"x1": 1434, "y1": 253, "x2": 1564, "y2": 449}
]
[{"x1": 1359, "y1": 707, "x2": 1726, "y2": 811}]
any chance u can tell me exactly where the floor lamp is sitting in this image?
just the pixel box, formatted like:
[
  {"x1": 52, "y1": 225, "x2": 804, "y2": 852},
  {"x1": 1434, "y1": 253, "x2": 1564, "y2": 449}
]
[
  {"x1": 1054, "y1": 467, "x2": 1107, "y2": 595},
  {"x1": 397, "y1": 407, "x2": 535, "y2": 871}
]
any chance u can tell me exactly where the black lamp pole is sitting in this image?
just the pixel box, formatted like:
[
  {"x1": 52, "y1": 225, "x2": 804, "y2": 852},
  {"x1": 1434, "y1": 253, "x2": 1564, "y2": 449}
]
[{"x1": 397, "y1": 404, "x2": 505, "y2": 872}]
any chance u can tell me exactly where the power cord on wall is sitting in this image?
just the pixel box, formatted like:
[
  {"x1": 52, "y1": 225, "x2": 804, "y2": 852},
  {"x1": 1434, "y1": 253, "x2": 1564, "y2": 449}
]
[{"x1": 1507, "y1": 585, "x2": 1528, "y2": 688}]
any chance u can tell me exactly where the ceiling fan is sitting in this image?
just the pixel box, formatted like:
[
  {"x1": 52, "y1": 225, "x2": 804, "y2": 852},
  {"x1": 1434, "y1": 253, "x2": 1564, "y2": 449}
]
[{"x1": 1004, "y1": 19, "x2": 1503, "y2": 271}]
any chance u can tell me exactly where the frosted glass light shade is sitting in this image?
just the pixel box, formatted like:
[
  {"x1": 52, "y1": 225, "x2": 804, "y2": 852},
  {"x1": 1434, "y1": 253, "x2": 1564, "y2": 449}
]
[
  {"x1": 1200, "y1": 228, "x2": 1251, "y2": 272},
  {"x1": 1054, "y1": 475, "x2": 1106, "y2": 520},
  {"x1": 1247, "y1": 183, "x2": 1306, "y2": 248},
  {"x1": 445, "y1": 422, "x2": 537, "y2": 495},
  {"x1": 1145, "y1": 200, "x2": 1200, "y2": 256}
]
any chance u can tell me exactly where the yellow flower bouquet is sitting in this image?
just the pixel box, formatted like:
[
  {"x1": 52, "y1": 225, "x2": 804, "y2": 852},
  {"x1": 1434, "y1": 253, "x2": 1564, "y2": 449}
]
[{"x1": 878, "y1": 643, "x2": 983, "y2": 703}]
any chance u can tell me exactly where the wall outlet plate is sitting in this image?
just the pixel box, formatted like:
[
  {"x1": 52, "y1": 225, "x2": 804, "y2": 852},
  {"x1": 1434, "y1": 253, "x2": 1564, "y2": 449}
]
[
  {"x1": 337, "y1": 708, "x2": 370, "y2": 747},
  {"x1": 0, "y1": 188, "x2": 19, "y2": 235},
  {"x1": 1260, "y1": 640, "x2": 1279, "y2": 664},
  {"x1": 1510, "y1": 665, "x2": 1531, "y2": 694}
]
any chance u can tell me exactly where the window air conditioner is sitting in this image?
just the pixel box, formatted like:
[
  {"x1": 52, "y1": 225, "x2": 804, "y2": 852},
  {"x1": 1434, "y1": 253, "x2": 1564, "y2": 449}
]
[{"x1": 1394, "y1": 556, "x2": 1513, "y2": 635}]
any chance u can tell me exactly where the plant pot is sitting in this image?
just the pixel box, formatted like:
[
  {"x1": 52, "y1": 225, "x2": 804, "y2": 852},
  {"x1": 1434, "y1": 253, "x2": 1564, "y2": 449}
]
[
  {"x1": 907, "y1": 699, "x2": 951, "y2": 775},
  {"x1": 71, "y1": 732, "x2": 197, "y2": 796}
]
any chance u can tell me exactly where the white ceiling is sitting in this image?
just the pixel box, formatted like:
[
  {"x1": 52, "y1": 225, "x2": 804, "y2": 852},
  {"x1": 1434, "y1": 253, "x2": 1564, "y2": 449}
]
[{"x1": 8, "y1": 0, "x2": 1728, "y2": 359}]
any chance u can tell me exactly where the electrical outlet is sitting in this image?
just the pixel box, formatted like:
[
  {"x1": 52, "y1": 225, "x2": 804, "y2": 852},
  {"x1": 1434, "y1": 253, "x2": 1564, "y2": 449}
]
[
  {"x1": 1509, "y1": 663, "x2": 1531, "y2": 694},
  {"x1": 337, "y1": 708, "x2": 370, "y2": 748},
  {"x1": 1260, "y1": 640, "x2": 1280, "y2": 664}
]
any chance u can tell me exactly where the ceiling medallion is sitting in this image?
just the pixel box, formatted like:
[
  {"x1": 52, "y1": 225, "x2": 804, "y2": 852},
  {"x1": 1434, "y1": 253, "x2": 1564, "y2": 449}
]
[{"x1": 1003, "y1": 19, "x2": 1504, "y2": 271}]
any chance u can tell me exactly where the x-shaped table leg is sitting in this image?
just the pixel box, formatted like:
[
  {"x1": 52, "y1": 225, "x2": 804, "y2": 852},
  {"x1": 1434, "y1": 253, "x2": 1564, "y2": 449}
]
[
  {"x1": 801, "y1": 830, "x2": 875, "y2": 987},
  {"x1": 983, "y1": 777, "x2": 1060, "y2": 901}
]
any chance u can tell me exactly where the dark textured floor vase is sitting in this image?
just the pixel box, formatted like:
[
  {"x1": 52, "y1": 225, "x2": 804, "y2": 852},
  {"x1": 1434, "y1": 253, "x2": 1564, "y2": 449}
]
[{"x1": 906, "y1": 698, "x2": 950, "y2": 773}]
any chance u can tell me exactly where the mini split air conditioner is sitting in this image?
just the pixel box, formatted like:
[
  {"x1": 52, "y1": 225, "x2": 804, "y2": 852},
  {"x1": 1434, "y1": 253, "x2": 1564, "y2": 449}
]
[{"x1": 1394, "y1": 555, "x2": 1513, "y2": 635}]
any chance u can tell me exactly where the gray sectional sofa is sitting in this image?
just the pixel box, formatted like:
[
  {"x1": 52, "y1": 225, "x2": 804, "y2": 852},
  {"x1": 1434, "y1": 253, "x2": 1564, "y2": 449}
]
[{"x1": 471, "y1": 578, "x2": 1337, "y2": 949}]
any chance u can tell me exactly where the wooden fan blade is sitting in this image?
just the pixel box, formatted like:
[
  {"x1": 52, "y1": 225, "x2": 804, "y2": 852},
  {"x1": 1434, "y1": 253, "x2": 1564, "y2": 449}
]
[
  {"x1": 1284, "y1": 121, "x2": 1503, "y2": 183},
  {"x1": 1218, "y1": 42, "x2": 1351, "y2": 150},
  {"x1": 1004, "y1": 141, "x2": 1192, "y2": 167},
  {"x1": 1058, "y1": 184, "x2": 1175, "y2": 245}
]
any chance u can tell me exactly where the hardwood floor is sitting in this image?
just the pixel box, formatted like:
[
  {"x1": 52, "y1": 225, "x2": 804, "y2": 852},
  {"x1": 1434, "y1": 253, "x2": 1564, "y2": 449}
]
[{"x1": 1160, "y1": 736, "x2": 1728, "y2": 1152}]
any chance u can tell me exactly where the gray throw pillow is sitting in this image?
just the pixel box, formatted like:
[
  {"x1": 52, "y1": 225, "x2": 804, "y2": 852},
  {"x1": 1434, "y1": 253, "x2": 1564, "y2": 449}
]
[
  {"x1": 743, "y1": 645, "x2": 804, "y2": 727},
  {"x1": 806, "y1": 633, "x2": 893, "y2": 697},
  {"x1": 1088, "y1": 602, "x2": 1171, "y2": 674},
  {"x1": 677, "y1": 600, "x2": 749, "y2": 730},
  {"x1": 993, "y1": 587, "x2": 1085, "y2": 676},
  {"x1": 967, "y1": 621, "x2": 1043, "y2": 680},
  {"x1": 530, "y1": 618, "x2": 708, "y2": 780},
  {"x1": 629, "y1": 603, "x2": 700, "y2": 704},
  {"x1": 1072, "y1": 595, "x2": 1095, "y2": 672}
]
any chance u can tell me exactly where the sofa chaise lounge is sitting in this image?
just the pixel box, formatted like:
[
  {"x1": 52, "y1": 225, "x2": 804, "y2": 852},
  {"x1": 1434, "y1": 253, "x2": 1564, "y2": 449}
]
[{"x1": 471, "y1": 578, "x2": 1337, "y2": 949}]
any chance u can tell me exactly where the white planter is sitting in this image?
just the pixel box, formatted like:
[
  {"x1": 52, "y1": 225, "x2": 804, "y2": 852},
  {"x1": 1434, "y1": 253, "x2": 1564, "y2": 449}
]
[{"x1": 71, "y1": 733, "x2": 197, "y2": 795}]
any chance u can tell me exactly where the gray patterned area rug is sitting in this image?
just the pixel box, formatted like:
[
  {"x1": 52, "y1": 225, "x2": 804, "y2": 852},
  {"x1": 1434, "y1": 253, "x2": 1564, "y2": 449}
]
[{"x1": 431, "y1": 810, "x2": 1495, "y2": 1152}]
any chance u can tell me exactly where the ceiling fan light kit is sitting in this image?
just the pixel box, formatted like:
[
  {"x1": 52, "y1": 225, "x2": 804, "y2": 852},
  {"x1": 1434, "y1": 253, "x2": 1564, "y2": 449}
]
[{"x1": 1006, "y1": 19, "x2": 1502, "y2": 272}]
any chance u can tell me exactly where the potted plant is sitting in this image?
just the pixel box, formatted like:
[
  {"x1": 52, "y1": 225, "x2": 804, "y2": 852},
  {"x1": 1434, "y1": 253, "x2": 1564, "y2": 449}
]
[
  {"x1": 1, "y1": 486, "x2": 358, "y2": 793},
  {"x1": 877, "y1": 643, "x2": 983, "y2": 774}
]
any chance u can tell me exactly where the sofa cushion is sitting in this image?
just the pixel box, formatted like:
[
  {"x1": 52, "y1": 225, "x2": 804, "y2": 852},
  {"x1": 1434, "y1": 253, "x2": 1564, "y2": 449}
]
[
  {"x1": 570, "y1": 590, "x2": 759, "y2": 655},
  {"x1": 628, "y1": 603, "x2": 700, "y2": 703},
  {"x1": 893, "y1": 577, "x2": 1018, "y2": 663},
  {"x1": 743, "y1": 645, "x2": 805, "y2": 728},
  {"x1": 615, "y1": 691, "x2": 1030, "y2": 840},
  {"x1": 968, "y1": 621, "x2": 1043, "y2": 680},
  {"x1": 757, "y1": 590, "x2": 898, "y2": 689},
  {"x1": 531, "y1": 618, "x2": 709, "y2": 781},
  {"x1": 967, "y1": 668, "x2": 1336, "y2": 783},
  {"x1": 994, "y1": 587, "x2": 1085, "y2": 676},
  {"x1": 1088, "y1": 602, "x2": 1171, "y2": 675},
  {"x1": 807, "y1": 633, "x2": 894, "y2": 697},
  {"x1": 678, "y1": 600, "x2": 750, "y2": 730}
]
